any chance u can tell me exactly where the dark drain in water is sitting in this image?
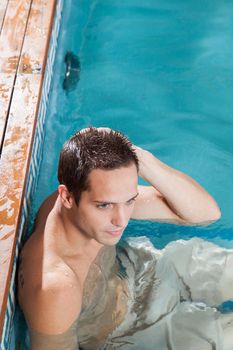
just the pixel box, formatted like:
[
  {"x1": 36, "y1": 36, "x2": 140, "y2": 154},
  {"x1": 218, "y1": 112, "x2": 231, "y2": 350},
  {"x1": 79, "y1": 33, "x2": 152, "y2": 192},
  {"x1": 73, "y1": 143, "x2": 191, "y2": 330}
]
[{"x1": 63, "y1": 51, "x2": 81, "y2": 92}]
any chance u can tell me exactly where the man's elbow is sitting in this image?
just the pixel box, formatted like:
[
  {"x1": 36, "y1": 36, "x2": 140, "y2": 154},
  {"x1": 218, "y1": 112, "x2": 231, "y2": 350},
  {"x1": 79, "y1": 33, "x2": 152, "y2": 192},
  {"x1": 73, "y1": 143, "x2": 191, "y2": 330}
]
[
  {"x1": 197, "y1": 203, "x2": 221, "y2": 225},
  {"x1": 183, "y1": 202, "x2": 221, "y2": 226},
  {"x1": 206, "y1": 197, "x2": 222, "y2": 221},
  {"x1": 212, "y1": 204, "x2": 221, "y2": 221}
]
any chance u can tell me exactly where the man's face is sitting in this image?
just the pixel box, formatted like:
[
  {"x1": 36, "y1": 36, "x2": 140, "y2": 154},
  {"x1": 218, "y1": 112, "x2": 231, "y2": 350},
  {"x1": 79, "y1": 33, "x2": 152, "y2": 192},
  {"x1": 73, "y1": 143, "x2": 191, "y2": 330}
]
[{"x1": 71, "y1": 164, "x2": 138, "y2": 246}]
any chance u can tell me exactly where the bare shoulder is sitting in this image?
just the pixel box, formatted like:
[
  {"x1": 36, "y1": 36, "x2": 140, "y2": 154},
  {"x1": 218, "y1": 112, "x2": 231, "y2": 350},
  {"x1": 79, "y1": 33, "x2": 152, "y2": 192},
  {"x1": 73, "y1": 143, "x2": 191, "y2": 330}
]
[
  {"x1": 34, "y1": 191, "x2": 59, "y2": 231},
  {"x1": 19, "y1": 255, "x2": 82, "y2": 334}
]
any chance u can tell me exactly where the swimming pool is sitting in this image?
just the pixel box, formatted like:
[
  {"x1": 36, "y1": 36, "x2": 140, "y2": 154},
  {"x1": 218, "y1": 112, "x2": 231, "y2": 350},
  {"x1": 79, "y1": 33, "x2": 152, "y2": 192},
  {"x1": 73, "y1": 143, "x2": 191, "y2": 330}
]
[
  {"x1": 33, "y1": 0, "x2": 233, "y2": 248},
  {"x1": 5, "y1": 0, "x2": 233, "y2": 348}
]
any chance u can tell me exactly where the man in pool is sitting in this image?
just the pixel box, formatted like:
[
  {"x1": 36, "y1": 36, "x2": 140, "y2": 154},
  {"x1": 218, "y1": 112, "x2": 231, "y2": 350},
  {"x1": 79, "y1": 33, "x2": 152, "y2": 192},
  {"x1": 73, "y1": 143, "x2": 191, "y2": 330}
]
[{"x1": 18, "y1": 127, "x2": 233, "y2": 350}]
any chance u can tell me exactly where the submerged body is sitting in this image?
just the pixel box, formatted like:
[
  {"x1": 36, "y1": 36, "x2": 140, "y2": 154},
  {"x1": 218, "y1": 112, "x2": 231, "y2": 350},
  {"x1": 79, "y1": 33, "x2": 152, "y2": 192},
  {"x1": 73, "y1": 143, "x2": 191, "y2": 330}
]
[
  {"x1": 25, "y1": 236, "x2": 233, "y2": 350},
  {"x1": 18, "y1": 128, "x2": 225, "y2": 350}
]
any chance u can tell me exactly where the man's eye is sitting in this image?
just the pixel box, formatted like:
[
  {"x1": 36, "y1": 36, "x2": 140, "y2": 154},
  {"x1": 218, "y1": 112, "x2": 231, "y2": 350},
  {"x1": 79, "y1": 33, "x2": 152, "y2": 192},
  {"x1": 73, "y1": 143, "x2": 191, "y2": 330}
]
[
  {"x1": 97, "y1": 203, "x2": 110, "y2": 209},
  {"x1": 126, "y1": 199, "x2": 136, "y2": 205}
]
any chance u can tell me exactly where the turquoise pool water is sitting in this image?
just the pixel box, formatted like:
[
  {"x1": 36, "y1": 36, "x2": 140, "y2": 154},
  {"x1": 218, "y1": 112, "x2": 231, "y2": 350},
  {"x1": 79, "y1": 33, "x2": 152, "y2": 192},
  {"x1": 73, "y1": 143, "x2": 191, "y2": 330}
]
[
  {"x1": 9, "y1": 1, "x2": 233, "y2": 348},
  {"x1": 32, "y1": 0, "x2": 233, "y2": 248}
]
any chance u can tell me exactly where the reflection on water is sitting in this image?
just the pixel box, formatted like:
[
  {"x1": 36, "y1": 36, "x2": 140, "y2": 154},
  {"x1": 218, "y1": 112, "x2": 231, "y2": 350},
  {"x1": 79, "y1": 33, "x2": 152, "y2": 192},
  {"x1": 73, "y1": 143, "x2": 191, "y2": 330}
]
[{"x1": 22, "y1": 237, "x2": 233, "y2": 349}]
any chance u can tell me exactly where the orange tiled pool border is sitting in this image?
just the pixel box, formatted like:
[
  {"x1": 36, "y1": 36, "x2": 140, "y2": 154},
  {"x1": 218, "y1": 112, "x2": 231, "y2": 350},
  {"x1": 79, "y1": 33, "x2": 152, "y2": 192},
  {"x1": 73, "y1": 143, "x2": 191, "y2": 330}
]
[{"x1": 0, "y1": 0, "x2": 60, "y2": 343}]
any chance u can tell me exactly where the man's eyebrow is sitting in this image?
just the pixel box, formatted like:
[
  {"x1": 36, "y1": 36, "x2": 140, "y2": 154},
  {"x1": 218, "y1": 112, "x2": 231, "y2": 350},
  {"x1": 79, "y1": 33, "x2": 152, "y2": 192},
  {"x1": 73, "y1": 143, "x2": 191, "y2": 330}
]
[{"x1": 93, "y1": 193, "x2": 139, "y2": 204}]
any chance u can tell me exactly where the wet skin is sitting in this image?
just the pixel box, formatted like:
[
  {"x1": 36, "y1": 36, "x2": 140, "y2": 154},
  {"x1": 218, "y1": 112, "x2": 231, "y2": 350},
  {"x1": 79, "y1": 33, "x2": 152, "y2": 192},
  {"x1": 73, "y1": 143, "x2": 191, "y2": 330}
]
[
  {"x1": 17, "y1": 148, "x2": 223, "y2": 349},
  {"x1": 18, "y1": 164, "x2": 139, "y2": 340}
]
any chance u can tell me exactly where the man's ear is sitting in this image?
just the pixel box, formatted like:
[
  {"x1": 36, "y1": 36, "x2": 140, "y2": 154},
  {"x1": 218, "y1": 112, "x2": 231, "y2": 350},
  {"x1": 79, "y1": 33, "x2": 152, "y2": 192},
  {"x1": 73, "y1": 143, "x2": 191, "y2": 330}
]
[{"x1": 58, "y1": 185, "x2": 74, "y2": 209}]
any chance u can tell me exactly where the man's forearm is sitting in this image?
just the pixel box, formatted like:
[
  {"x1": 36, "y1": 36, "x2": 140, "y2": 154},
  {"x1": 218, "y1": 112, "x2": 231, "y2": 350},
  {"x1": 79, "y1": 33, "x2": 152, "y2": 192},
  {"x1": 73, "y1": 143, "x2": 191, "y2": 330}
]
[{"x1": 136, "y1": 148, "x2": 221, "y2": 224}]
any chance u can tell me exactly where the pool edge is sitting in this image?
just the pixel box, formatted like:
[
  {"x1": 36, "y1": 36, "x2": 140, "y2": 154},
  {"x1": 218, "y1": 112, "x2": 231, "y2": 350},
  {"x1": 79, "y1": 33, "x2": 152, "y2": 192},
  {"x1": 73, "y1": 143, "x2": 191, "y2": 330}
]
[{"x1": 0, "y1": 0, "x2": 63, "y2": 347}]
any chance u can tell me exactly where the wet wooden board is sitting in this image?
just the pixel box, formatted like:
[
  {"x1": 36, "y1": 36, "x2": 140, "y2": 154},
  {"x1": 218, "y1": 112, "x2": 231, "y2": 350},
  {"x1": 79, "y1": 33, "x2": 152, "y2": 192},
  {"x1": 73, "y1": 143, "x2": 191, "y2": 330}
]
[
  {"x1": 19, "y1": 0, "x2": 57, "y2": 75},
  {"x1": 0, "y1": 0, "x2": 9, "y2": 33},
  {"x1": 0, "y1": 0, "x2": 57, "y2": 337},
  {"x1": 0, "y1": 74, "x2": 42, "y2": 332},
  {"x1": 0, "y1": 0, "x2": 32, "y2": 150},
  {"x1": 0, "y1": 73, "x2": 13, "y2": 149}
]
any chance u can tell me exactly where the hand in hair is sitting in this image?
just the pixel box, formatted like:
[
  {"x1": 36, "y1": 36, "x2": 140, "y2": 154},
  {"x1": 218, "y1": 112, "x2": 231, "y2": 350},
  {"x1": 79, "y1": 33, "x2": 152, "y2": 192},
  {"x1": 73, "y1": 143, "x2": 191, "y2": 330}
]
[
  {"x1": 132, "y1": 145, "x2": 144, "y2": 178},
  {"x1": 131, "y1": 145, "x2": 221, "y2": 224}
]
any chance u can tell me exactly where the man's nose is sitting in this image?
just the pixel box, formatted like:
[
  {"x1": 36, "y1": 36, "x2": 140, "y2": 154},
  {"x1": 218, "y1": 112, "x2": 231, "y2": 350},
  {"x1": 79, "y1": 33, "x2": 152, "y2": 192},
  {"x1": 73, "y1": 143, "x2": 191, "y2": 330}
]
[{"x1": 111, "y1": 206, "x2": 127, "y2": 227}]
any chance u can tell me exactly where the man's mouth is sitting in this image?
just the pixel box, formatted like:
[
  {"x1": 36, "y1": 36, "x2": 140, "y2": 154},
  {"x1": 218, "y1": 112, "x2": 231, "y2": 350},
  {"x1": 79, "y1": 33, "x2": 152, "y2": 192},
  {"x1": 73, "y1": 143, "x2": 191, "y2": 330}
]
[{"x1": 106, "y1": 228, "x2": 124, "y2": 237}]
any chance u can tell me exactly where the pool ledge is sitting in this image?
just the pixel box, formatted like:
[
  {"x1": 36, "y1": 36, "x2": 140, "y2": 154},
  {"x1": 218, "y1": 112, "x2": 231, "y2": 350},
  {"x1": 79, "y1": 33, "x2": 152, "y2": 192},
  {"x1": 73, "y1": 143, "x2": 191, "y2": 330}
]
[{"x1": 0, "y1": 0, "x2": 57, "y2": 340}]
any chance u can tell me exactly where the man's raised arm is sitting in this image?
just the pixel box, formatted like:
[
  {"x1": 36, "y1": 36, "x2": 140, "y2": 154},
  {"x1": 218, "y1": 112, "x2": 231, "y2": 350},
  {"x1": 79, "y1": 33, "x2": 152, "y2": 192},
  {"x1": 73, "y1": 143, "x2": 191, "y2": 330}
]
[{"x1": 132, "y1": 147, "x2": 221, "y2": 225}]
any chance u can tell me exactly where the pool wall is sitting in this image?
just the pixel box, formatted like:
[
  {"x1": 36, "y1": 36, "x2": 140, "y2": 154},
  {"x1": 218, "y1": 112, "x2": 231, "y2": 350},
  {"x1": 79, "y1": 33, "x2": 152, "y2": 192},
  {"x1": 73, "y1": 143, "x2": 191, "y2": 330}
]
[{"x1": 0, "y1": 0, "x2": 64, "y2": 348}]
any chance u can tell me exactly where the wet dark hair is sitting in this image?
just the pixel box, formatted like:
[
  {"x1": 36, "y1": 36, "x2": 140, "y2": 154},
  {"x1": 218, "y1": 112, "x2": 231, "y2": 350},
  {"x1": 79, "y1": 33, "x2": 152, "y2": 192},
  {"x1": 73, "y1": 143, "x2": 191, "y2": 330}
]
[{"x1": 58, "y1": 127, "x2": 139, "y2": 204}]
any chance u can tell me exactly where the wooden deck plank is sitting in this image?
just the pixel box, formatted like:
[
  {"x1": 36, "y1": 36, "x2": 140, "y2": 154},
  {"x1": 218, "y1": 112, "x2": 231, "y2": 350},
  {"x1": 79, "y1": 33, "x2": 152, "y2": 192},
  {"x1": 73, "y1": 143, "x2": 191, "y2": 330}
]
[
  {"x1": 0, "y1": 0, "x2": 9, "y2": 33},
  {"x1": 19, "y1": 0, "x2": 57, "y2": 75},
  {"x1": 0, "y1": 74, "x2": 14, "y2": 150},
  {"x1": 0, "y1": 0, "x2": 32, "y2": 149},
  {"x1": 0, "y1": 0, "x2": 32, "y2": 74},
  {"x1": 0, "y1": 0, "x2": 58, "y2": 338},
  {"x1": 0, "y1": 73, "x2": 42, "y2": 335}
]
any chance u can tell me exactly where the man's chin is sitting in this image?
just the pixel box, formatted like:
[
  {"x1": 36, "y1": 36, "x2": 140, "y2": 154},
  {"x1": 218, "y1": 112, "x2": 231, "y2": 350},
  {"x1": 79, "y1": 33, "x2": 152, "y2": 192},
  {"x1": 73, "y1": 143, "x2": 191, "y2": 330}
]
[{"x1": 100, "y1": 233, "x2": 124, "y2": 246}]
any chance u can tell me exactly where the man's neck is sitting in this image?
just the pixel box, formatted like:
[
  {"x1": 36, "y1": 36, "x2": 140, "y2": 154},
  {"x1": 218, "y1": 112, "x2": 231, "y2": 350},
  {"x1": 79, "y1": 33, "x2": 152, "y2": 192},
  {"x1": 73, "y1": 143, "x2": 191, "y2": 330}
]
[{"x1": 49, "y1": 202, "x2": 102, "y2": 258}]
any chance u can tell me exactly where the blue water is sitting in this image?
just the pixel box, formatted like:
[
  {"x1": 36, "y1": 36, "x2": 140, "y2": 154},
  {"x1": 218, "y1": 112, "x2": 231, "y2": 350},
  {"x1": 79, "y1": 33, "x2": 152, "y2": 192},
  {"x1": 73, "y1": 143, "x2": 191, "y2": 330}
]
[{"x1": 31, "y1": 0, "x2": 233, "y2": 248}]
